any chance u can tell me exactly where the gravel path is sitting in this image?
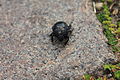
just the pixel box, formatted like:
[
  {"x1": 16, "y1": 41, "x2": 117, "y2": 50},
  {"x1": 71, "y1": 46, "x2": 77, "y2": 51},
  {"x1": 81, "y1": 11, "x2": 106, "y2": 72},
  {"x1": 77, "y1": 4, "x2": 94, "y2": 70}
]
[{"x1": 0, "y1": 0, "x2": 117, "y2": 80}]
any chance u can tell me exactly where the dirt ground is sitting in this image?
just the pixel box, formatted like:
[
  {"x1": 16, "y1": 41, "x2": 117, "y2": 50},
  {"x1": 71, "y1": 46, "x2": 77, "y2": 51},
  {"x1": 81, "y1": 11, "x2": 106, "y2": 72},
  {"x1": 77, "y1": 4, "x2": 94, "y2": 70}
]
[{"x1": 0, "y1": 0, "x2": 117, "y2": 80}]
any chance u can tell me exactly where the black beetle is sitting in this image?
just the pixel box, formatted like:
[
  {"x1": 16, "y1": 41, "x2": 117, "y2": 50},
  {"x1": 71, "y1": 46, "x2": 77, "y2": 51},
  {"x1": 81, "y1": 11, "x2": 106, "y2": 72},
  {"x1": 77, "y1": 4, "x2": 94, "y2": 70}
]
[{"x1": 50, "y1": 21, "x2": 73, "y2": 45}]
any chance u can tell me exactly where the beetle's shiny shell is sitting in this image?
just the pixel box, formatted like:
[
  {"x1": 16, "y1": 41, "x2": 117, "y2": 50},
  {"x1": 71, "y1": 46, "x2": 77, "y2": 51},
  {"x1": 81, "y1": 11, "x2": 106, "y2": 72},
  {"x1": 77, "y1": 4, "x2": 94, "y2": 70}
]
[{"x1": 52, "y1": 21, "x2": 70, "y2": 41}]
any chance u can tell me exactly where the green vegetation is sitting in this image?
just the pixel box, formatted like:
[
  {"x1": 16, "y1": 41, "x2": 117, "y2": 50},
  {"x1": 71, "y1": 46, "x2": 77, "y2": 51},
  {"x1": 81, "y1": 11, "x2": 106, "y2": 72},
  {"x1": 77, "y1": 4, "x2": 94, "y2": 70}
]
[
  {"x1": 103, "y1": 63, "x2": 120, "y2": 79},
  {"x1": 83, "y1": 0, "x2": 120, "y2": 80},
  {"x1": 114, "y1": 71, "x2": 120, "y2": 79},
  {"x1": 96, "y1": 1, "x2": 120, "y2": 52},
  {"x1": 83, "y1": 74, "x2": 91, "y2": 80},
  {"x1": 104, "y1": 29, "x2": 118, "y2": 45},
  {"x1": 83, "y1": 63, "x2": 120, "y2": 80},
  {"x1": 97, "y1": 5, "x2": 118, "y2": 46}
]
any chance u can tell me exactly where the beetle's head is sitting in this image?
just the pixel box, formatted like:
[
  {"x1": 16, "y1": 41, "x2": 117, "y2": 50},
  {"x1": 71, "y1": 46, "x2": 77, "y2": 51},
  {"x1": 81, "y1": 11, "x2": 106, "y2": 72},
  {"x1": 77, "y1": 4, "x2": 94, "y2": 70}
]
[{"x1": 57, "y1": 35, "x2": 64, "y2": 41}]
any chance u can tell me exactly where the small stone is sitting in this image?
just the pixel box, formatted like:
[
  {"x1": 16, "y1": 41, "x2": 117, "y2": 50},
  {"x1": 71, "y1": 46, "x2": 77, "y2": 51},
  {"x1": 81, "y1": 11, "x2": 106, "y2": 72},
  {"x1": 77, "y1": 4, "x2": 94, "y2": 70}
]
[
  {"x1": 95, "y1": 2, "x2": 103, "y2": 10},
  {"x1": 112, "y1": 8, "x2": 119, "y2": 15},
  {"x1": 21, "y1": 39, "x2": 25, "y2": 44}
]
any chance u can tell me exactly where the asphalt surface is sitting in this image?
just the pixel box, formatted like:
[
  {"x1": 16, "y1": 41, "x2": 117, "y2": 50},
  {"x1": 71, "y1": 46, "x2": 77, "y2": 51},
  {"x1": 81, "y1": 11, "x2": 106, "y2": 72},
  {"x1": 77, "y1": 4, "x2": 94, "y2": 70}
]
[{"x1": 0, "y1": 0, "x2": 117, "y2": 80}]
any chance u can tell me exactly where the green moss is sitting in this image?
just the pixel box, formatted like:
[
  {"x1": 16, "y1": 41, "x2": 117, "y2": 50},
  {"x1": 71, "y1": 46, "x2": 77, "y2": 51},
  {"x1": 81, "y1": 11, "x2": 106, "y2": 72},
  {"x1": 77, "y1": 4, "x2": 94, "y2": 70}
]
[
  {"x1": 96, "y1": 78, "x2": 102, "y2": 80},
  {"x1": 96, "y1": 3, "x2": 119, "y2": 49},
  {"x1": 114, "y1": 71, "x2": 120, "y2": 79},
  {"x1": 109, "y1": 28, "x2": 115, "y2": 31},
  {"x1": 114, "y1": 28, "x2": 120, "y2": 33},
  {"x1": 83, "y1": 0, "x2": 120, "y2": 79},
  {"x1": 103, "y1": 5, "x2": 110, "y2": 15},
  {"x1": 117, "y1": 22, "x2": 120, "y2": 27},
  {"x1": 97, "y1": 13, "x2": 106, "y2": 23},
  {"x1": 104, "y1": 15, "x2": 112, "y2": 21},
  {"x1": 100, "y1": 0, "x2": 105, "y2": 2},
  {"x1": 83, "y1": 62, "x2": 120, "y2": 80},
  {"x1": 103, "y1": 25, "x2": 109, "y2": 29},
  {"x1": 109, "y1": 24, "x2": 117, "y2": 27},
  {"x1": 103, "y1": 63, "x2": 120, "y2": 79},
  {"x1": 112, "y1": 46, "x2": 120, "y2": 52},
  {"x1": 103, "y1": 64, "x2": 119, "y2": 70},
  {"x1": 104, "y1": 29, "x2": 118, "y2": 45},
  {"x1": 83, "y1": 74, "x2": 91, "y2": 80},
  {"x1": 102, "y1": 21, "x2": 111, "y2": 24},
  {"x1": 107, "y1": 0, "x2": 113, "y2": 3}
]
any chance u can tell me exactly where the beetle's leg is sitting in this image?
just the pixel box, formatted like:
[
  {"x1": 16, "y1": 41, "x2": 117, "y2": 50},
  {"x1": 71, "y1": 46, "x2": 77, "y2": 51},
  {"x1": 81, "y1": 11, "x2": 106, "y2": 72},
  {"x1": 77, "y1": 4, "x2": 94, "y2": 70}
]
[
  {"x1": 68, "y1": 28, "x2": 74, "y2": 36},
  {"x1": 64, "y1": 37, "x2": 69, "y2": 45},
  {"x1": 68, "y1": 21, "x2": 74, "y2": 33},
  {"x1": 50, "y1": 32, "x2": 54, "y2": 42},
  {"x1": 50, "y1": 32, "x2": 53, "y2": 36},
  {"x1": 69, "y1": 21, "x2": 73, "y2": 28},
  {"x1": 70, "y1": 27, "x2": 74, "y2": 32}
]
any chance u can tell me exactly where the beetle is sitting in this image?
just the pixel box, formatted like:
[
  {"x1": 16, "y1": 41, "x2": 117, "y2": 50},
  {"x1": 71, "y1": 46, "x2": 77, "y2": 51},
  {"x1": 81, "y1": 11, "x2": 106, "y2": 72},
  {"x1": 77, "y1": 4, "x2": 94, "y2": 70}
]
[{"x1": 50, "y1": 21, "x2": 73, "y2": 45}]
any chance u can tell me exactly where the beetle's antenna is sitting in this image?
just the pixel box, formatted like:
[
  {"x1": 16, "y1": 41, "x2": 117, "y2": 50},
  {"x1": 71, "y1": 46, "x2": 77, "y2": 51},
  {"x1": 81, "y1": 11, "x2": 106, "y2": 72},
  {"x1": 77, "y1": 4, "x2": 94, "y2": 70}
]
[
  {"x1": 69, "y1": 20, "x2": 74, "y2": 27},
  {"x1": 69, "y1": 12, "x2": 74, "y2": 27}
]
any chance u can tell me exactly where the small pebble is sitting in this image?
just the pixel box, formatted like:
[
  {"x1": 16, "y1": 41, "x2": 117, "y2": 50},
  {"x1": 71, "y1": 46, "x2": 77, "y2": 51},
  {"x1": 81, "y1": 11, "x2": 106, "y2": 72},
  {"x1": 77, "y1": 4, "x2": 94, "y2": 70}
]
[
  {"x1": 21, "y1": 39, "x2": 25, "y2": 44},
  {"x1": 95, "y1": 2, "x2": 103, "y2": 10}
]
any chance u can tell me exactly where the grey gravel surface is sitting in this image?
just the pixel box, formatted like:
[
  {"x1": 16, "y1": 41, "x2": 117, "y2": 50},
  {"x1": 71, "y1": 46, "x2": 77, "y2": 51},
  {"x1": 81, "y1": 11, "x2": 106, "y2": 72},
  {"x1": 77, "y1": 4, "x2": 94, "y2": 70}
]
[{"x1": 0, "y1": 0, "x2": 117, "y2": 80}]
